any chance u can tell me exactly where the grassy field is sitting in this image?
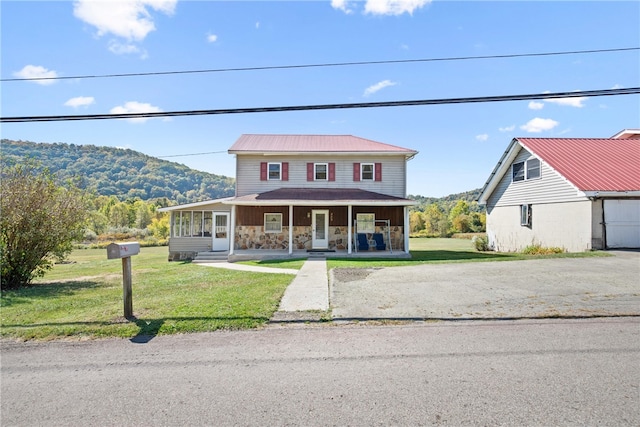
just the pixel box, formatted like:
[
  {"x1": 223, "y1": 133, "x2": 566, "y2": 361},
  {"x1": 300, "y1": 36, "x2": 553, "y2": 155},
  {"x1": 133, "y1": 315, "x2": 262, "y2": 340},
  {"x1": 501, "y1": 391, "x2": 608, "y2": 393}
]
[{"x1": 1, "y1": 246, "x2": 294, "y2": 341}]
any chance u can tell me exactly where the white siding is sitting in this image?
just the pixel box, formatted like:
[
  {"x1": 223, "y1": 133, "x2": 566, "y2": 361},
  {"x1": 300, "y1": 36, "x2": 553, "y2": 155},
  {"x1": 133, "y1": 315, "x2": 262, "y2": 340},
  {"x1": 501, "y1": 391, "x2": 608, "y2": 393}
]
[
  {"x1": 235, "y1": 154, "x2": 407, "y2": 198},
  {"x1": 487, "y1": 147, "x2": 587, "y2": 208},
  {"x1": 168, "y1": 237, "x2": 212, "y2": 253},
  {"x1": 487, "y1": 200, "x2": 593, "y2": 252}
]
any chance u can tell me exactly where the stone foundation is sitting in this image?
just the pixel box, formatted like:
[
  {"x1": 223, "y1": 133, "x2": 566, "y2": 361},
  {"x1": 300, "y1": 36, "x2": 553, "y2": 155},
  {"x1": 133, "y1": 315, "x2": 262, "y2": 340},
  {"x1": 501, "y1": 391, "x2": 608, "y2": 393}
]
[{"x1": 234, "y1": 225, "x2": 405, "y2": 251}]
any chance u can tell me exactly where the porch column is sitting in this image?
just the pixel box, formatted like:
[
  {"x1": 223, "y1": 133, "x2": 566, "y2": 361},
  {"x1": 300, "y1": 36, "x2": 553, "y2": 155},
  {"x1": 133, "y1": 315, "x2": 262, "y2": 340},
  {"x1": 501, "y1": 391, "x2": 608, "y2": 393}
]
[
  {"x1": 229, "y1": 205, "x2": 236, "y2": 255},
  {"x1": 404, "y1": 206, "x2": 410, "y2": 254},
  {"x1": 288, "y1": 204, "x2": 293, "y2": 255},
  {"x1": 347, "y1": 204, "x2": 353, "y2": 254}
]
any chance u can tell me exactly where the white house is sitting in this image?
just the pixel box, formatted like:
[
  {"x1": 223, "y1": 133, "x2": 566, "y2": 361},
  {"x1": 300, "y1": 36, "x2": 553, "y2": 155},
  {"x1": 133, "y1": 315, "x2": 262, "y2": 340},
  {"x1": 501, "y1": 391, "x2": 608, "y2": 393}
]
[
  {"x1": 159, "y1": 134, "x2": 418, "y2": 260},
  {"x1": 478, "y1": 130, "x2": 640, "y2": 252}
]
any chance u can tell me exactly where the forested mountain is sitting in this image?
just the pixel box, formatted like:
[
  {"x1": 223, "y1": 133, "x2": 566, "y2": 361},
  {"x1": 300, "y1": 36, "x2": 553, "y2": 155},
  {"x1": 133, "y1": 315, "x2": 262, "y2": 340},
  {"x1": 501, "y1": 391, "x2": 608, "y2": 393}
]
[
  {"x1": 408, "y1": 188, "x2": 483, "y2": 212},
  {"x1": 1, "y1": 139, "x2": 235, "y2": 205}
]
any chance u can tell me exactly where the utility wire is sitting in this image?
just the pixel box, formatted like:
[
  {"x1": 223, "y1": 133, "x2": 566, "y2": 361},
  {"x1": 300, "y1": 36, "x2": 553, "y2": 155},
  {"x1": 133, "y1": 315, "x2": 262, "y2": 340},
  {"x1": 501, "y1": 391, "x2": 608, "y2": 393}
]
[
  {"x1": 157, "y1": 150, "x2": 227, "y2": 158},
  {"x1": 2, "y1": 87, "x2": 638, "y2": 123},
  {"x1": 2, "y1": 47, "x2": 638, "y2": 83}
]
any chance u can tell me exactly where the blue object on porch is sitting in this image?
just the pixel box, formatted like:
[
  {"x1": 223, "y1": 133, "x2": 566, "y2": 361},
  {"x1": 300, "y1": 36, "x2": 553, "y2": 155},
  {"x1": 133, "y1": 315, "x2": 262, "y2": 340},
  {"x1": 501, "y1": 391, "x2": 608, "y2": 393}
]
[
  {"x1": 357, "y1": 233, "x2": 369, "y2": 251},
  {"x1": 373, "y1": 233, "x2": 386, "y2": 250}
]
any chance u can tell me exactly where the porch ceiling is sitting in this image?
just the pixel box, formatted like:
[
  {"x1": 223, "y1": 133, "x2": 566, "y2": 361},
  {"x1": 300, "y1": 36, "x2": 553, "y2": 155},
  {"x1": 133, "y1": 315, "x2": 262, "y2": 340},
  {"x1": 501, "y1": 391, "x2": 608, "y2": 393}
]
[{"x1": 225, "y1": 188, "x2": 417, "y2": 206}]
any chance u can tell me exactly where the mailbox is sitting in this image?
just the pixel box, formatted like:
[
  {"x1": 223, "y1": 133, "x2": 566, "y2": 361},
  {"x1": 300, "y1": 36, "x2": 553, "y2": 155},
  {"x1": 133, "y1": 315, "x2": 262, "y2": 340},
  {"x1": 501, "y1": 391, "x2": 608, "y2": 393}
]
[{"x1": 106, "y1": 242, "x2": 140, "y2": 259}]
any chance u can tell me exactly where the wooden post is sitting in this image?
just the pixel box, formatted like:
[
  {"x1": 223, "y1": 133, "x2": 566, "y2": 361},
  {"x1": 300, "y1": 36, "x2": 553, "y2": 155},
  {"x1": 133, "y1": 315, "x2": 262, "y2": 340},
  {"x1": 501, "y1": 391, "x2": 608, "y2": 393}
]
[{"x1": 122, "y1": 256, "x2": 133, "y2": 319}]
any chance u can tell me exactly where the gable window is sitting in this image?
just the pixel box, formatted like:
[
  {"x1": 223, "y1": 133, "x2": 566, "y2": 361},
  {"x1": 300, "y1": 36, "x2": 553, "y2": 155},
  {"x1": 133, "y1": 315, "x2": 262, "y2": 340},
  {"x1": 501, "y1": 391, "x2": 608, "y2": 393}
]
[
  {"x1": 526, "y1": 158, "x2": 540, "y2": 179},
  {"x1": 361, "y1": 163, "x2": 374, "y2": 181},
  {"x1": 264, "y1": 213, "x2": 282, "y2": 233},
  {"x1": 356, "y1": 213, "x2": 375, "y2": 233},
  {"x1": 268, "y1": 163, "x2": 281, "y2": 180},
  {"x1": 520, "y1": 204, "x2": 532, "y2": 227},
  {"x1": 513, "y1": 158, "x2": 541, "y2": 182},
  {"x1": 315, "y1": 163, "x2": 328, "y2": 181}
]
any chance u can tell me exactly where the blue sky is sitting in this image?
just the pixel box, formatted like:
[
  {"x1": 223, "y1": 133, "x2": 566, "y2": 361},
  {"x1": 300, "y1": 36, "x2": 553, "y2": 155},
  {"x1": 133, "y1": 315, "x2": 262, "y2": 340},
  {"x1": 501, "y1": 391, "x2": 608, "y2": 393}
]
[{"x1": 2, "y1": 0, "x2": 639, "y2": 197}]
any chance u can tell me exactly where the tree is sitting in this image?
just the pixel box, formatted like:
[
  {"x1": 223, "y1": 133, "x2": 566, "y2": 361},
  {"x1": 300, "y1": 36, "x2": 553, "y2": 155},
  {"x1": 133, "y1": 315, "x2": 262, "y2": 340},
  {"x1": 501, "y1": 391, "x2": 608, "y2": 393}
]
[
  {"x1": 409, "y1": 211, "x2": 425, "y2": 233},
  {"x1": 1, "y1": 161, "x2": 88, "y2": 289}
]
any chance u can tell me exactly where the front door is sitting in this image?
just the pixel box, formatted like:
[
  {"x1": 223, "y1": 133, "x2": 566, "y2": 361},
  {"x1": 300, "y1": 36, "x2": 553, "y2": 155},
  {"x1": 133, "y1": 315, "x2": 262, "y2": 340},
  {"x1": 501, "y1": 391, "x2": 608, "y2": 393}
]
[
  {"x1": 312, "y1": 209, "x2": 329, "y2": 249},
  {"x1": 212, "y1": 212, "x2": 230, "y2": 251}
]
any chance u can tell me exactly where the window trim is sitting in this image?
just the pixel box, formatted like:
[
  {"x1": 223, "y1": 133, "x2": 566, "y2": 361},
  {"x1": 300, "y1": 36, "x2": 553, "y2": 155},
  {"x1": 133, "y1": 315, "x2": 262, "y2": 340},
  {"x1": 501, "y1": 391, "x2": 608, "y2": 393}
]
[
  {"x1": 267, "y1": 162, "x2": 281, "y2": 181},
  {"x1": 264, "y1": 213, "x2": 283, "y2": 233},
  {"x1": 520, "y1": 204, "x2": 532, "y2": 227},
  {"x1": 314, "y1": 163, "x2": 328, "y2": 181},
  {"x1": 356, "y1": 213, "x2": 375, "y2": 233},
  {"x1": 361, "y1": 163, "x2": 375, "y2": 181},
  {"x1": 512, "y1": 158, "x2": 541, "y2": 183}
]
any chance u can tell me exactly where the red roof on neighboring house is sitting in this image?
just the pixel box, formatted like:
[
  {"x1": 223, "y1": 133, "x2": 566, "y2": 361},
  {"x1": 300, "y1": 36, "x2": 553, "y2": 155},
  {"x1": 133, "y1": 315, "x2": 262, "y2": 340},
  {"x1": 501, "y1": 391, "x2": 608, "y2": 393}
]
[
  {"x1": 517, "y1": 137, "x2": 640, "y2": 192},
  {"x1": 228, "y1": 134, "x2": 417, "y2": 156}
]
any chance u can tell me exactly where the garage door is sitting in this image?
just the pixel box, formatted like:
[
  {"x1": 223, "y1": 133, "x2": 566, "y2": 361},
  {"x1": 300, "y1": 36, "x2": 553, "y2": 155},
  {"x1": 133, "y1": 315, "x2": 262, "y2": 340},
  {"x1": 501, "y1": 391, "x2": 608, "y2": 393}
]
[{"x1": 605, "y1": 200, "x2": 640, "y2": 248}]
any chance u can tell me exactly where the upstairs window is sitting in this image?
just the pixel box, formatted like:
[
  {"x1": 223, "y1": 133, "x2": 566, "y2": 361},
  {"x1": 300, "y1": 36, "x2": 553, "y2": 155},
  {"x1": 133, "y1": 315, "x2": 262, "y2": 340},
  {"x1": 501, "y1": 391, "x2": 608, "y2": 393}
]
[
  {"x1": 361, "y1": 163, "x2": 374, "y2": 181},
  {"x1": 260, "y1": 162, "x2": 288, "y2": 181},
  {"x1": 268, "y1": 162, "x2": 281, "y2": 180},
  {"x1": 512, "y1": 158, "x2": 541, "y2": 182},
  {"x1": 315, "y1": 163, "x2": 328, "y2": 181}
]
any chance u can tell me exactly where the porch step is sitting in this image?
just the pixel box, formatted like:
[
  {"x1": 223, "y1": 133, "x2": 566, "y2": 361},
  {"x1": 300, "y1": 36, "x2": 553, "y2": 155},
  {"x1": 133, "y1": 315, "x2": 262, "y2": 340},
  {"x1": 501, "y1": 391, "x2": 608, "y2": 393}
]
[{"x1": 193, "y1": 251, "x2": 229, "y2": 263}]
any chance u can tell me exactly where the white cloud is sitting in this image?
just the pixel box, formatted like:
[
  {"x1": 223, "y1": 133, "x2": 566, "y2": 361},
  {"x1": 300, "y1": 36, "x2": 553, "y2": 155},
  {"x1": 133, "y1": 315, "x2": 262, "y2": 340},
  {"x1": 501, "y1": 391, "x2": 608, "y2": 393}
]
[
  {"x1": 64, "y1": 96, "x2": 95, "y2": 108},
  {"x1": 331, "y1": 0, "x2": 354, "y2": 14},
  {"x1": 13, "y1": 65, "x2": 58, "y2": 85},
  {"x1": 499, "y1": 125, "x2": 515, "y2": 132},
  {"x1": 363, "y1": 79, "x2": 397, "y2": 97},
  {"x1": 73, "y1": 0, "x2": 177, "y2": 41},
  {"x1": 528, "y1": 101, "x2": 544, "y2": 110},
  {"x1": 255, "y1": 21, "x2": 260, "y2": 29},
  {"x1": 207, "y1": 33, "x2": 218, "y2": 43},
  {"x1": 611, "y1": 84, "x2": 623, "y2": 89},
  {"x1": 108, "y1": 40, "x2": 142, "y2": 55},
  {"x1": 110, "y1": 101, "x2": 163, "y2": 123},
  {"x1": 542, "y1": 90, "x2": 587, "y2": 108},
  {"x1": 520, "y1": 118, "x2": 559, "y2": 133},
  {"x1": 332, "y1": 0, "x2": 430, "y2": 15},
  {"x1": 475, "y1": 134, "x2": 489, "y2": 142},
  {"x1": 400, "y1": 43, "x2": 409, "y2": 50},
  {"x1": 364, "y1": 0, "x2": 431, "y2": 15}
]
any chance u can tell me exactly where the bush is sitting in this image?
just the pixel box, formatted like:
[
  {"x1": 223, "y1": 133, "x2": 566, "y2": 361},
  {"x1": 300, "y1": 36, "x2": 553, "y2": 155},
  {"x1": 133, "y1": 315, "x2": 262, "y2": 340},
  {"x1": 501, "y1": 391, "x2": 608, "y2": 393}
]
[
  {"x1": 471, "y1": 235, "x2": 490, "y2": 251},
  {"x1": 521, "y1": 244, "x2": 565, "y2": 255}
]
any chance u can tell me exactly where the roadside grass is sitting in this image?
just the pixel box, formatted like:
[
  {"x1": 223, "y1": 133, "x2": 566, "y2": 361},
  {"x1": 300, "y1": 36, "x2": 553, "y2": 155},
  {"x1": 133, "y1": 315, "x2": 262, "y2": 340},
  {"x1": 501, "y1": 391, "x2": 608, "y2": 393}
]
[
  {"x1": 1, "y1": 247, "x2": 293, "y2": 341},
  {"x1": 239, "y1": 258, "x2": 307, "y2": 270}
]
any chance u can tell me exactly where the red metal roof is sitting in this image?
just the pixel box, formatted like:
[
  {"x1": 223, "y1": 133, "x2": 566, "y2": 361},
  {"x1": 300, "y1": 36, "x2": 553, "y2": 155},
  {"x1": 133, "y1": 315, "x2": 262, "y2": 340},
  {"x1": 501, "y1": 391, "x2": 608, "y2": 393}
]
[
  {"x1": 517, "y1": 137, "x2": 640, "y2": 192},
  {"x1": 228, "y1": 134, "x2": 417, "y2": 155}
]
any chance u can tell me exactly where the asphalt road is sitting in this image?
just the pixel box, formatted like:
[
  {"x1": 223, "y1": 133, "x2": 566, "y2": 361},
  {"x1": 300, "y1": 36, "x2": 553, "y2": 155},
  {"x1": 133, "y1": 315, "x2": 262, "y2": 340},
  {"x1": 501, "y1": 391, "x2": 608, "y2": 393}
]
[{"x1": 2, "y1": 318, "x2": 639, "y2": 426}]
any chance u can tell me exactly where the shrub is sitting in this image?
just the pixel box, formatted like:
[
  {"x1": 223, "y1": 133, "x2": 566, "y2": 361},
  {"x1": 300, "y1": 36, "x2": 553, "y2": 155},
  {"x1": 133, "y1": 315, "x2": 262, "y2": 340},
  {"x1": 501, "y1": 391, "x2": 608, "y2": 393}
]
[
  {"x1": 472, "y1": 235, "x2": 490, "y2": 251},
  {"x1": 521, "y1": 244, "x2": 565, "y2": 255}
]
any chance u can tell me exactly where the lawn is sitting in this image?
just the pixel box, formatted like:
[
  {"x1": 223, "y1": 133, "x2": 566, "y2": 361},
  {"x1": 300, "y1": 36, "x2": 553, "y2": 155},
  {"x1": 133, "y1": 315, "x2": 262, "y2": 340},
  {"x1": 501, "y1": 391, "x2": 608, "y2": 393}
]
[{"x1": 1, "y1": 246, "x2": 294, "y2": 341}]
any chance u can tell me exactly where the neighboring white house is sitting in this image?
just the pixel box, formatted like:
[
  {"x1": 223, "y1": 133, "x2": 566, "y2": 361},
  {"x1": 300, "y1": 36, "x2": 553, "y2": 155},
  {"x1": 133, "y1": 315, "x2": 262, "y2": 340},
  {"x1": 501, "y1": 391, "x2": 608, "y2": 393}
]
[
  {"x1": 478, "y1": 129, "x2": 640, "y2": 252},
  {"x1": 159, "y1": 134, "x2": 418, "y2": 260}
]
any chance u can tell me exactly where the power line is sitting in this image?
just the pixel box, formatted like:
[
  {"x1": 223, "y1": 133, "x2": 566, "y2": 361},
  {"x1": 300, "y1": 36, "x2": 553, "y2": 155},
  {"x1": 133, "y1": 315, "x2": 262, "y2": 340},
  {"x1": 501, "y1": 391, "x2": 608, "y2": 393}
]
[
  {"x1": 2, "y1": 87, "x2": 638, "y2": 123},
  {"x1": 157, "y1": 150, "x2": 227, "y2": 158},
  {"x1": 2, "y1": 47, "x2": 638, "y2": 83}
]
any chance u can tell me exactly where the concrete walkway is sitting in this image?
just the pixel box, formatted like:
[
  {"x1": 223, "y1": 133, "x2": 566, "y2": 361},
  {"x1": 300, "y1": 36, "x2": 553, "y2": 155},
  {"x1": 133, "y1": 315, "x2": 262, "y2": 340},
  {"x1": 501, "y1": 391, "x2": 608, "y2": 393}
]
[
  {"x1": 278, "y1": 258, "x2": 329, "y2": 312},
  {"x1": 198, "y1": 258, "x2": 330, "y2": 313}
]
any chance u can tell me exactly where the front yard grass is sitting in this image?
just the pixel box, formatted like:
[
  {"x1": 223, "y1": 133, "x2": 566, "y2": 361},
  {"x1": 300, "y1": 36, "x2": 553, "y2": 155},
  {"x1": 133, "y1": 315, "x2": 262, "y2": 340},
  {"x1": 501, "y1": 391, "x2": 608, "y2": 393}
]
[{"x1": 1, "y1": 246, "x2": 293, "y2": 341}]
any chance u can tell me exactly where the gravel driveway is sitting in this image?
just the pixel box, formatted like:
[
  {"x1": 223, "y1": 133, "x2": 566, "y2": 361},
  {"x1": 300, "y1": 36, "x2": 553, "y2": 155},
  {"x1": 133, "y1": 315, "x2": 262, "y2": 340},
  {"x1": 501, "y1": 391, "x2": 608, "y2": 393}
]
[{"x1": 330, "y1": 251, "x2": 640, "y2": 320}]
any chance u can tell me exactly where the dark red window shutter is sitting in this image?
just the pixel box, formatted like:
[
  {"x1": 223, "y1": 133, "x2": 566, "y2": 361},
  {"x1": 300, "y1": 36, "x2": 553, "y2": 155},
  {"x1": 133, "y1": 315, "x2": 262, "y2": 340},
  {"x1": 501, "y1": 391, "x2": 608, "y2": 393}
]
[
  {"x1": 282, "y1": 162, "x2": 289, "y2": 181},
  {"x1": 329, "y1": 163, "x2": 336, "y2": 181},
  {"x1": 375, "y1": 163, "x2": 382, "y2": 181},
  {"x1": 260, "y1": 162, "x2": 267, "y2": 181},
  {"x1": 307, "y1": 163, "x2": 314, "y2": 181},
  {"x1": 353, "y1": 163, "x2": 360, "y2": 181}
]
